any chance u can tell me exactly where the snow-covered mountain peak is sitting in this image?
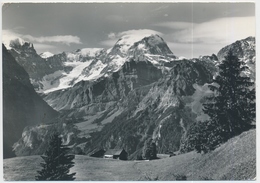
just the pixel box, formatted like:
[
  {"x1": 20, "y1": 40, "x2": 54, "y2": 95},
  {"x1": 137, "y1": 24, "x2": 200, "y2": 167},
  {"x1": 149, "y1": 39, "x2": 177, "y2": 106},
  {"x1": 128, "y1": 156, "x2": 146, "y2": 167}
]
[
  {"x1": 65, "y1": 48, "x2": 104, "y2": 62},
  {"x1": 112, "y1": 33, "x2": 167, "y2": 55},
  {"x1": 99, "y1": 32, "x2": 177, "y2": 80},
  {"x1": 39, "y1": 51, "x2": 54, "y2": 59},
  {"x1": 217, "y1": 36, "x2": 255, "y2": 62}
]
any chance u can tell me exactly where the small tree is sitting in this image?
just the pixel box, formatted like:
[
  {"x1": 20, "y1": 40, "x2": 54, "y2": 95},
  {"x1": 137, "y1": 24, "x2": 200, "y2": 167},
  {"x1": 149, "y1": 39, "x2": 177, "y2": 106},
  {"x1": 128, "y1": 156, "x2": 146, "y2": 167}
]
[
  {"x1": 143, "y1": 139, "x2": 157, "y2": 160},
  {"x1": 35, "y1": 133, "x2": 76, "y2": 180}
]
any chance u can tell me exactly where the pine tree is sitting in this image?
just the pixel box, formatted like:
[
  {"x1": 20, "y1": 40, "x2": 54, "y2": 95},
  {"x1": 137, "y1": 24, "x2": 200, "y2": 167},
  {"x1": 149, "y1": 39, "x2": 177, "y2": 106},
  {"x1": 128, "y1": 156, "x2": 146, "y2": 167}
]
[
  {"x1": 203, "y1": 50, "x2": 255, "y2": 144},
  {"x1": 35, "y1": 133, "x2": 76, "y2": 180},
  {"x1": 180, "y1": 50, "x2": 255, "y2": 154}
]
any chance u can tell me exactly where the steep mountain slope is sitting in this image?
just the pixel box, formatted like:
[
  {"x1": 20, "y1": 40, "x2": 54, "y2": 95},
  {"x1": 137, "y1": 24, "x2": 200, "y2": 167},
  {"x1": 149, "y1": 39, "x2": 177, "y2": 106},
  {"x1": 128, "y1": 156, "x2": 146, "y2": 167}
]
[
  {"x1": 45, "y1": 59, "x2": 163, "y2": 131},
  {"x1": 217, "y1": 36, "x2": 255, "y2": 80},
  {"x1": 37, "y1": 48, "x2": 105, "y2": 93},
  {"x1": 2, "y1": 44, "x2": 58, "y2": 158},
  {"x1": 83, "y1": 59, "x2": 215, "y2": 157},
  {"x1": 7, "y1": 38, "x2": 64, "y2": 82}
]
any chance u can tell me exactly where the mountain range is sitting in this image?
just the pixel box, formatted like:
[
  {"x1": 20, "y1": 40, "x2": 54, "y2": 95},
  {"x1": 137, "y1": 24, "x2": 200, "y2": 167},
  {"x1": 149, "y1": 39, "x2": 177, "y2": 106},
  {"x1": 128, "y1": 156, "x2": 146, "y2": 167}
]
[{"x1": 3, "y1": 33, "x2": 255, "y2": 159}]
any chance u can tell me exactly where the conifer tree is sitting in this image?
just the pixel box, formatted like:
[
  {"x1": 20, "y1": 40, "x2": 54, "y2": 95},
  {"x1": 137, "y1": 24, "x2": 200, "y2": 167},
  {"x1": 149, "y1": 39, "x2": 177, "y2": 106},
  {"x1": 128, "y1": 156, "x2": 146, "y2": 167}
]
[
  {"x1": 181, "y1": 50, "x2": 255, "y2": 154},
  {"x1": 198, "y1": 50, "x2": 255, "y2": 151},
  {"x1": 35, "y1": 133, "x2": 76, "y2": 180}
]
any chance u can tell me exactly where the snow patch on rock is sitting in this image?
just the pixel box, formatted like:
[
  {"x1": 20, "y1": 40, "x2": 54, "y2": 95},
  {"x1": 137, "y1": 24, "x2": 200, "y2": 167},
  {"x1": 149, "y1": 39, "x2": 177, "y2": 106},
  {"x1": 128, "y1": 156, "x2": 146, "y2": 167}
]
[{"x1": 40, "y1": 51, "x2": 54, "y2": 59}]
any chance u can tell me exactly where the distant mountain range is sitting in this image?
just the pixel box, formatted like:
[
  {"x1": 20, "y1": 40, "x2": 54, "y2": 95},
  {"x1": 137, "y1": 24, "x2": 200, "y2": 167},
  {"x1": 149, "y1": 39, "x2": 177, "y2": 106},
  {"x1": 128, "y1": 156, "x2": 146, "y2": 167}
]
[{"x1": 3, "y1": 33, "x2": 255, "y2": 159}]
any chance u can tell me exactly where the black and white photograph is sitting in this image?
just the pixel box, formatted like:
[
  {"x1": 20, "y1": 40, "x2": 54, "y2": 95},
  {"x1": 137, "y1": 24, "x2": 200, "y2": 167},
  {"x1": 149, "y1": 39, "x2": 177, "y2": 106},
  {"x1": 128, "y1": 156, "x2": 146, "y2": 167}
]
[{"x1": 1, "y1": 1, "x2": 256, "y2": 181}]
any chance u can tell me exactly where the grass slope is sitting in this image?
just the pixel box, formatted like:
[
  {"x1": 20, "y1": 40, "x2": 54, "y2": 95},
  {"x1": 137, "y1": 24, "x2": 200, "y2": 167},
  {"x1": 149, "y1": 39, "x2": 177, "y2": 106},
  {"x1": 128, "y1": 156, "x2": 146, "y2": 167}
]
[
  {"x1": 137, "y1": 129, "x2": 256, "y2": 180},
  {"x1": 3, "y1": 129, "x2": 255, "y2": 181}
]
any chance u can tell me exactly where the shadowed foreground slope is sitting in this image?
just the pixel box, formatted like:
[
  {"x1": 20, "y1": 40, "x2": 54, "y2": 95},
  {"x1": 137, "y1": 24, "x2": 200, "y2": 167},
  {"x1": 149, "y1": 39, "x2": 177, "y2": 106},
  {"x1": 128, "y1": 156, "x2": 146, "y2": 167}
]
[
  {"x1": 2, "y1": 44, "x2": 58, "y2": 159},
  {"x1": 3, "y1": 129, "x2": 255, "y2": 181}
]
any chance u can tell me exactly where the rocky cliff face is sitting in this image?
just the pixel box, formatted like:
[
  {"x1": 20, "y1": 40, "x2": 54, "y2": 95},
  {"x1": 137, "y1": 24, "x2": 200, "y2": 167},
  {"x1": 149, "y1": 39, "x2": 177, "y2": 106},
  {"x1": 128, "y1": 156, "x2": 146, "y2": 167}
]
[
  {"x1": 217, "y1": 36, "x2": 255, "y2": 80},
  {"x1": 43, "y1": 60, "x2": 163, "y2": 136},
  {"x1": 82, "y1": 59, "x2": 215, "y2": 158},
  {"x1": 8, "y1": 38, "x2": 64, "y2": 81},
  {"x1": 2, "y1": 44, "x2": 58, "y2": 158}
]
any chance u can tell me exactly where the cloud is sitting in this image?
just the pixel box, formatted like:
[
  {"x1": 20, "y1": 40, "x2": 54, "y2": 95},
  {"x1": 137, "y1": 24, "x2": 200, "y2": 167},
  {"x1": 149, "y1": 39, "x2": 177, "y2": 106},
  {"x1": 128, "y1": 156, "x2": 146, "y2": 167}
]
[
  {"x1": 23, "y1": 35, "x2": 82, "y2": 45},
  {"x1": 170, "y1": 16, "x2": 255, "y2": 44},
  {"x1": 108, "y1": 32, "x2": 116, "y2": 39},
  {"x1": 13, "y1": 26, "x2": 25, "y2": 31},
  {"x1": 2, "y1": 30, "x2": 21, "y2": 48},
  {"x1": 153, "y1": 21, "x2": 197, "y2": 30},
  {"x1": 160, "y1": 16, "x2": 255, "y2": 58},
  {"x1": 100, "y1": 29, "x2": 163, "y2": 47},
  {"x1": 100, "y1": 39, "x2": 117, "y2": 47},
  {"x1": 33, "y1": 43, "x2": 56, "y2": 51},
  {"x1": 117, "y1": 29, "x2": 163, "y2": 38},
  {"x1": 2, "y1": 29, "x2": 82, "y2": 46}
]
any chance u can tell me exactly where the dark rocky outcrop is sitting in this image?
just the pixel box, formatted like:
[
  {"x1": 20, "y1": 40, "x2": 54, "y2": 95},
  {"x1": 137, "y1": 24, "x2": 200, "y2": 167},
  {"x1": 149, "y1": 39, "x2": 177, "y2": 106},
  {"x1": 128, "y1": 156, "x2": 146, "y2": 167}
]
[{"x1": 2, "y1": 44, "x2": 58, "y2": 158}]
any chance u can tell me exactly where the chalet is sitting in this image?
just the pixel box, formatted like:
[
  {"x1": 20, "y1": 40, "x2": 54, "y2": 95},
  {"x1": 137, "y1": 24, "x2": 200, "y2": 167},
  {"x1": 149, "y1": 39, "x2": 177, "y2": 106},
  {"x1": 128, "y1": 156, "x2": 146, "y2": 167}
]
[
  {"x1": 89, "y1": 149, "x2": 106, "y2": 158},
  {"x1": 104, "y1": 149, "x2": 128, "y2": 160}
]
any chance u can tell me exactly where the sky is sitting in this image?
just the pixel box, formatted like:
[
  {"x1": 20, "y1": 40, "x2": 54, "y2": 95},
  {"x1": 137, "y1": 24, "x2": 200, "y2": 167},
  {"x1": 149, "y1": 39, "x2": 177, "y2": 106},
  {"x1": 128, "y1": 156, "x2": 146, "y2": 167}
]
[{"x1": 2, "y1": 2, "x2": 255, "y2": 58}]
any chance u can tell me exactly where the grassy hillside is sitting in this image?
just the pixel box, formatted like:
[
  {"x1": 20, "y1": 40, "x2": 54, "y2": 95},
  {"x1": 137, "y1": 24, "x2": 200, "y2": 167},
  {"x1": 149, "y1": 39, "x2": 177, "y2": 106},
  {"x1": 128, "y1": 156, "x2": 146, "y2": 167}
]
[
  {"x1": 137, "y1": 129, "x2": 256, "y2": 180},
  {"x1": 3, "y1": 129, "x2": 255, "y2": 181}
]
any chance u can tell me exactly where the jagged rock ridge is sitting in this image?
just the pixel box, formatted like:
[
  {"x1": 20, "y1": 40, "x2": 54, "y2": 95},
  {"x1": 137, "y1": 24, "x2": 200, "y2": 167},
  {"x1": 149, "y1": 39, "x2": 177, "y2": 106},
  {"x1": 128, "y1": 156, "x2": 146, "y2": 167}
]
[{"x1": 6, "y1": 34, "x2": 177, "y2": 94}]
